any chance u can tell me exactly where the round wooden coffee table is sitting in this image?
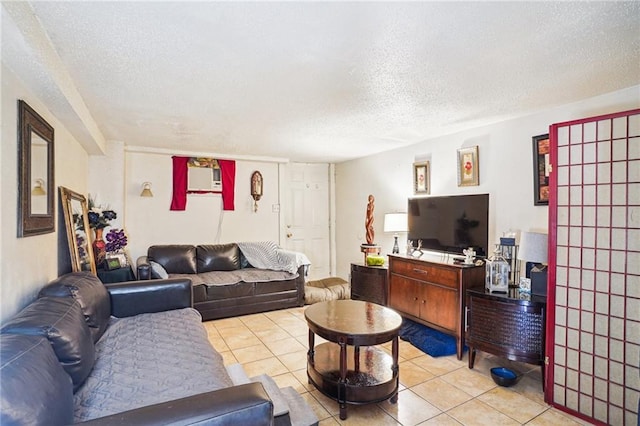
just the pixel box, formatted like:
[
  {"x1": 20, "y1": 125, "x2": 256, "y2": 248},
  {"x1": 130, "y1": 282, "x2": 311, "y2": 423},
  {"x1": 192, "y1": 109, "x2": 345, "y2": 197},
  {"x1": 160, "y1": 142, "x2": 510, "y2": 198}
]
[{"x1": 305, "y1": 299, "x2": 402, "y2": 420}]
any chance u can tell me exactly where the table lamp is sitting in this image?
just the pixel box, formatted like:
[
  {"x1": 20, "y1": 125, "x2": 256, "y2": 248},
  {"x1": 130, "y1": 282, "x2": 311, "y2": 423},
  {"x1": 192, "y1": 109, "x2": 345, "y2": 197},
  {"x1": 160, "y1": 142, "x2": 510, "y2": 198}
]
[
  {"x1": 517, "y1": 231, "x2": 548, "y2": 296},
  {"x1": 383, "y1": 213, "x2": 408, "y2": 254}
]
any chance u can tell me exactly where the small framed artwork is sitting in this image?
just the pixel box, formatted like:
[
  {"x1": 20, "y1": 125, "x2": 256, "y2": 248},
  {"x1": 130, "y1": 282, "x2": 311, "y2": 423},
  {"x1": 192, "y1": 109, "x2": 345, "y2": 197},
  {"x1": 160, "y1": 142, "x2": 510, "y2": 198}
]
[
  {"x1": 519, "y1": 277, "x2": 531, "y2": 293},
  {"x1": 113, "y1": 252, "x2": 128, "y2": 267},
  {"x1": 457, "y1": 146, "x2": 479, "y2": 187},
  {"x1": 105, "y1": 257, "x2": 122, "y2": 270},
  {"x1": 413, "y1": 161, "x2": 430, "y2": 194},
  {"x1": 532, "y1": 134, "x2": 550, "y2": 205}
]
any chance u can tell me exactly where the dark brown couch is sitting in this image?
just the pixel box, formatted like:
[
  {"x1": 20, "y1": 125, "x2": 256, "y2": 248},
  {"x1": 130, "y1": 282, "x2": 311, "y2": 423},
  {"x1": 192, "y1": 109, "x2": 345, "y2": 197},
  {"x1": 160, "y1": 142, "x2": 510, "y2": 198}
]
[
  {"x1": 0, "y1": 272, "x2": 274, "y2": 425},
  {"x1": 137, "y1": 243, "x2": 307, "y2": 321}
]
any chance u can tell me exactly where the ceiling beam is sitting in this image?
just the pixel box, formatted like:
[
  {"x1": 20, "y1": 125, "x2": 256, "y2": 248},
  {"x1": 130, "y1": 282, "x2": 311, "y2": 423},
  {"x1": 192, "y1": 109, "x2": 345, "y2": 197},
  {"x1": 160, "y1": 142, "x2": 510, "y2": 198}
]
[{"x1": 2, "y1": 1, "x2": 106, "y2": 155}]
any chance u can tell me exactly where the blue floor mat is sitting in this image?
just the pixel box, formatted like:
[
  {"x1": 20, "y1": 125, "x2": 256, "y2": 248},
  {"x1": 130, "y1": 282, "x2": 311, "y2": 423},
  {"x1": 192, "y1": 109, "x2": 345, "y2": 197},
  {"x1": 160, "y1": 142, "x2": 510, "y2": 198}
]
[{"x1": 398, "y1": 318, "x2": 463, "y2": 357}]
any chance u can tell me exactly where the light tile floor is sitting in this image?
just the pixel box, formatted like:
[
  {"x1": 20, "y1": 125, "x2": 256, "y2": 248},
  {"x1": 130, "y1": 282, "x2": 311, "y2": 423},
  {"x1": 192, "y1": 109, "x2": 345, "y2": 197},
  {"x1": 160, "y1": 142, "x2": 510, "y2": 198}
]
[{"x1": 204, "y1": 306, "x2": 590, "y2": 426}]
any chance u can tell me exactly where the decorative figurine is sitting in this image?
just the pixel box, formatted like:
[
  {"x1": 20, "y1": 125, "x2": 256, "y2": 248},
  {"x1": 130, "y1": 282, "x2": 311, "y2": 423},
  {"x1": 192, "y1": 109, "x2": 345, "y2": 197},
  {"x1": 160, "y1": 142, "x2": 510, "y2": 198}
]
[
  {"x1": 406, "y1": 240, "x2": 413, "y2": 256},
  {"x1": 463, "y1": 247, "x2": 476, "y2": 264},
  {"x1": 360, "y1": 194, "x2": 380, "y2": 262},
  {"x1": 365, "y1": 194, "x2": 375, "y2": 245},
  {"x1": 411, "y1": 239, "x2": 424, "y2": 258}
]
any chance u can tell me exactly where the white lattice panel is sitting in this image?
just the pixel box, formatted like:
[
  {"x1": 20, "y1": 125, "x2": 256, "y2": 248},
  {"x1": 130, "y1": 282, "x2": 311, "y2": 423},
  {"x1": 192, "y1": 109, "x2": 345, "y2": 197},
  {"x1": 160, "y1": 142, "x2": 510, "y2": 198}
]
[{"x1": 550, "y1": 110, "x2": 639, "y2": 425}]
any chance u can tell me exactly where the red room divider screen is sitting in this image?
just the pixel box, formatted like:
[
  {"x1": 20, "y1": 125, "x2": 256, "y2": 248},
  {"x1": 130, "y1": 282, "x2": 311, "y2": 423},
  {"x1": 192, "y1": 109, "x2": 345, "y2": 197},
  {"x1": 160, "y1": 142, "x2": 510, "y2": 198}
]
[{"x1": 547, "y1": 109, "x2": 640, "y2": 425}]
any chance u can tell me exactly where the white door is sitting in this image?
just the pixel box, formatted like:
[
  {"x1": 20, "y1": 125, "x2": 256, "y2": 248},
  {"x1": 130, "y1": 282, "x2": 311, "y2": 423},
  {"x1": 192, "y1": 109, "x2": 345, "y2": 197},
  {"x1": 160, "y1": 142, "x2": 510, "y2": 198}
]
[{"x1": 283, "y1": 163, "x2": 331, "y2": 280}]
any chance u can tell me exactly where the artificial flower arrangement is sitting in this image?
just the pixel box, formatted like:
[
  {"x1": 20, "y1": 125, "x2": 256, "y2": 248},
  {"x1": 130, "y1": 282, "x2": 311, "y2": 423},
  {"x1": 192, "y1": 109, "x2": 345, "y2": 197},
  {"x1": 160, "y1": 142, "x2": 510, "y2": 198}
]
[
  {"x1": 87, "y1": 196, "x2": 117, "y2": 229},
  {"x1": 105, "y1": 228, "x2": 128, "y2": 253},
  {"x1": 86, "y1": 196, "x2": 129, "y2": 266}
]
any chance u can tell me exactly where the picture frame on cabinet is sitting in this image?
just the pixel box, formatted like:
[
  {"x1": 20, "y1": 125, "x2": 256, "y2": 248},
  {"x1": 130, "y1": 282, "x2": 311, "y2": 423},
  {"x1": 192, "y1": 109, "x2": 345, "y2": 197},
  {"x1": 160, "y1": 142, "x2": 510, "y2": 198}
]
[
  {"x1": 457, "y1": 146, "x2": 479, "y2": 187},
  {"x1": 413, "y1": 161, "x2": 430, "y2": 194},
  {"x1": 533, "y1": 134, "x2": 550, "y2": 205},
  {"x1": 105, "y1": 257, "x2": 122, "y2": 270}
]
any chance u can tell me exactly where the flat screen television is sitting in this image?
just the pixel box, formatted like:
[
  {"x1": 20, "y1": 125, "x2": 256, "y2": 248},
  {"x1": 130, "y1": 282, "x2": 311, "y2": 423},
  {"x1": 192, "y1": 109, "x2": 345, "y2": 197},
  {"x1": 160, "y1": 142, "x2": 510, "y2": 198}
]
[{"x1": 407, "y1": 194, "x2": 489, "y2": 258}]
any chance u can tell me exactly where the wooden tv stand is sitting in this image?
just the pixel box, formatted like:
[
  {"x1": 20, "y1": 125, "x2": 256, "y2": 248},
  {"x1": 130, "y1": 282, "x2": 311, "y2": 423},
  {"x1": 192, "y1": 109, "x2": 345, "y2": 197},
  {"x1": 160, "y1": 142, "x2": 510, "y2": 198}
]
[{"x1": 387, "y1": 254, "x2": 484, "y2": 359}]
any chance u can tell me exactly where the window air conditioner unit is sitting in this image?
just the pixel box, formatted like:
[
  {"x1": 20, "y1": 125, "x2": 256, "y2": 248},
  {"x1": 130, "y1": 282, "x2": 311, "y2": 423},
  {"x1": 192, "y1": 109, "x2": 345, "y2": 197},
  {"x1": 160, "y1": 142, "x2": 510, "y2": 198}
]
[{"x1": 188, "y1": 166, "x2": 222, "y2": 192}]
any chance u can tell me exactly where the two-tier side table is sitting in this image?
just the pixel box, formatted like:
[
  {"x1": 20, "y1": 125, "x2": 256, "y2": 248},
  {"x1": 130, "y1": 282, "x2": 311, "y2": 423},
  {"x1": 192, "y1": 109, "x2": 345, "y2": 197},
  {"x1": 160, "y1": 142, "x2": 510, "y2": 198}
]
[{"x1": 305, "y1": 300, "x2": 402, "y2": 420}]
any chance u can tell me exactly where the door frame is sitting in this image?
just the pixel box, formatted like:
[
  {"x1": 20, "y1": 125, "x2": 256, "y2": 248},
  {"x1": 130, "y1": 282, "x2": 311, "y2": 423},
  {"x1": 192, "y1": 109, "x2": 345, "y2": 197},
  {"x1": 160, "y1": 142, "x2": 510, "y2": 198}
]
[{"x1": 278, "y1": 162, "x2": 336, "y2": 277}]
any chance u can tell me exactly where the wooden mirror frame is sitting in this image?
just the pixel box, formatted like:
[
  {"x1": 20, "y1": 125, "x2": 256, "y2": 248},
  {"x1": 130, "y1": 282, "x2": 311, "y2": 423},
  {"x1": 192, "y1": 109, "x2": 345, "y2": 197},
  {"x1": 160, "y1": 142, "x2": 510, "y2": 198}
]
[
  {"x1": 18, "y1": 100, "x2": 55, "y2": 236},
  {"x1": 60, "y1": 187, "x2": 97, "y2": 274}
]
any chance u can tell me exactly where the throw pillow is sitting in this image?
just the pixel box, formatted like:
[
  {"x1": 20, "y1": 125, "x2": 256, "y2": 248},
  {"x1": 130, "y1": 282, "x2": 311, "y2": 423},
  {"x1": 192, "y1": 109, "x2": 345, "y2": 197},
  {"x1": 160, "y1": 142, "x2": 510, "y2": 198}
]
[
  {"x1": 149, "y1": 261, "x2": 169, "y2": 279},
  {"x1": 197, "y1": 243, "x2": 240, "y2": 272}
]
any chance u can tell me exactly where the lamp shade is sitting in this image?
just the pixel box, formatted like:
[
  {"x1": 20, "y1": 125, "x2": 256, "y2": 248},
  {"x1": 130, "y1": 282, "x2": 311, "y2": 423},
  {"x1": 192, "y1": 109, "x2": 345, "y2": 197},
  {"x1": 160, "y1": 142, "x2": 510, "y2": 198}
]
[
  {"x1": 383, "y1": 213, "x2": 408, "y2": 233},
  {"x1": 32, "y1": 178, "x2": 46, "y2": 196},
  {"x1": 517, "y1": 231, "x2": 548, "y2": 263},
  {"x1": 140, "y1": 182, "x2": 153, "y2": 197}
]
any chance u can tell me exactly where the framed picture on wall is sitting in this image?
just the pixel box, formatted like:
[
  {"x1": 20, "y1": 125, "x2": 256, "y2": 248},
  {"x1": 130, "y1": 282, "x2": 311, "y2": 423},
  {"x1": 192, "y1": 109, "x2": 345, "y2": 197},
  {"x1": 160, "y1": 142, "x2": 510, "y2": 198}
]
[
  {"x1": 532, "y1": 134, "x2": 550, "y2": 205},
  {"x1": 413, "y1": 161, "x2": 430, "y2": 194},
  {"x1": 457, "y1": 146, "x2": 479, "y2": 186}
]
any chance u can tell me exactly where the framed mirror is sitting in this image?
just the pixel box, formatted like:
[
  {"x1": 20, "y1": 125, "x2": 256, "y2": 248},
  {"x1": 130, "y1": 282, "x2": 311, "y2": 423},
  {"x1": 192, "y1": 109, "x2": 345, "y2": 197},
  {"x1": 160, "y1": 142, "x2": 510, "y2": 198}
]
[
  {"x1": 18, "y1": 100, "x2": 55, "y2": 237},
  {"x1": 60, "y1": 187, "x2": 96, "y2": 274}
]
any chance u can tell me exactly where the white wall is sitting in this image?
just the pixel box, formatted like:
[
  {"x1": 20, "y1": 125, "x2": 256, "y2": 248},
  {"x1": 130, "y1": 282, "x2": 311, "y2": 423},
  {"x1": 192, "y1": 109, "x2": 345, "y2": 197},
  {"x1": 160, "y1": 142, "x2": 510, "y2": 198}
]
[
  {"x1": 123, "y1": 151, "x2": 282, "y2": 264},
  {"x1": 334, "y1": 85, "x2": 640, "y2": 280},
  {"x1": 0, "y1": 66, "x2": 90, "y2": 322},
  {"x1": 88, "y1": 141, "x2": 126, "y2": 230}
]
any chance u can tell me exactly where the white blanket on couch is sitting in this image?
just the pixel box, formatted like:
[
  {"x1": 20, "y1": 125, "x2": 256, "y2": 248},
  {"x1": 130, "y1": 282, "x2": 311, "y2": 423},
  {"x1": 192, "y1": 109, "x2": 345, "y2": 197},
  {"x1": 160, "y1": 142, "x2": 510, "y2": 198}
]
[{"x1": 237, "y1": 241, "x2": 311, "y2": 275}]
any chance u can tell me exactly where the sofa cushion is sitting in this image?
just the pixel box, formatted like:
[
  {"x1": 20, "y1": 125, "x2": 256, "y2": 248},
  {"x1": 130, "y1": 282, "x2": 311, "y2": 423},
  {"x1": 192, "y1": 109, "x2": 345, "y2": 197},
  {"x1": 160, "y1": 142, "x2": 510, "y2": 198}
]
[
  {"x1": 239, "y1": 250, "x2": 252, "y2": 268},
  {"x1": 149, "y1": 260, "x2": 169, "y2": 279},
  {"x1": 39, "y1": 271, "x2": 111, "y2": 342},
  {"x1": 0, "y1": 334, "x2": 74, "y2": 426},
  {"x1": 73, "y1": 308, "x2": 233, "y2": 422},
  {"x1": 304, "y1": 277, "x2": 351, "y2": 304},
  {"x1": 197, "y1": 243, "x2": 240, "y2": 272},
  {"x1": 149, "y1": 245, "x2": 197, "y2": 274},
  {"x1": 171, "y1": 269, "x2": 298, "y2": 287},
  {"x1": 1, "y1": 297, "x2": 95, "y2": 391}
]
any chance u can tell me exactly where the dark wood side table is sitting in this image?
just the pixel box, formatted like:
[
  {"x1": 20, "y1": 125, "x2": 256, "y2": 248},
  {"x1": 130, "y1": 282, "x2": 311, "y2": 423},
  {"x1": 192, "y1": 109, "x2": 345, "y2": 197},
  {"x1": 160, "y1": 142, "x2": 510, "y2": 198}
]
[
  {"x1": 350, "y1": 263, "x2": 388, "y2": 305},
  {"x1": 305, "y1": 300, "x2": 402, "y2": 420},
  {"x1": 97, "y1": 266, "x2": 135, "y2": 283},
  {"x1": 465, "y1": 288, "x2": 546, "y2": 390}
]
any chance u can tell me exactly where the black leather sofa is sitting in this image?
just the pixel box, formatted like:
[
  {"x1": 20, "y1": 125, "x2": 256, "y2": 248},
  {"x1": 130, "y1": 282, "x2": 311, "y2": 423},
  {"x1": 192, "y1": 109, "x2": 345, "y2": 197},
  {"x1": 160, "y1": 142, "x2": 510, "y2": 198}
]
[
  {"x1": 0, "y1": 272, "x2": 273, "y2": 425},
  {"x1": 137, "y1": 243, "x2": 306, "y2": 321}
]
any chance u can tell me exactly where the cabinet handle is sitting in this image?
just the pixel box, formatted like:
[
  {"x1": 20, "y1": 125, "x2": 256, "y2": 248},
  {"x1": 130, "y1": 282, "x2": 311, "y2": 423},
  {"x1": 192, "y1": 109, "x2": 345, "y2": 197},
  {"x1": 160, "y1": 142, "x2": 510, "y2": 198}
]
[
  {"x1": 421, "y1": 299, "x2": 426, "y2": 304},
  {"x1": 413, "y1": 268, "x2": 428, "y2": 275}
]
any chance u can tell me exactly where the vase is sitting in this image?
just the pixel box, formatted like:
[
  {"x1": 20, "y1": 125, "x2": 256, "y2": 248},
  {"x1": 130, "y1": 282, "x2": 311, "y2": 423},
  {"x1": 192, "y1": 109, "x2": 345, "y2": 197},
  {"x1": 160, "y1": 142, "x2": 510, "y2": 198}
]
[{"x1": 93, "y1": 228, "x2": 106, "y2": 267}]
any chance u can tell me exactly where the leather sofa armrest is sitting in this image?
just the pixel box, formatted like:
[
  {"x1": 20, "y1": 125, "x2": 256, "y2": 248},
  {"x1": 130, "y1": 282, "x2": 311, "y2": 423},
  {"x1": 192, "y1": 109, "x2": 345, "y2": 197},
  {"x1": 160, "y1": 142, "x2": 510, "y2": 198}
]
[
  {"x1": 136, "y1": 256, "x2": 151, "y2": 280},
  {"x1": 105, "y1": 278, "x2": 193, "y2": 318},
  {"x1": 78, "y1": 382, "x2": 273, "y2": 426}
]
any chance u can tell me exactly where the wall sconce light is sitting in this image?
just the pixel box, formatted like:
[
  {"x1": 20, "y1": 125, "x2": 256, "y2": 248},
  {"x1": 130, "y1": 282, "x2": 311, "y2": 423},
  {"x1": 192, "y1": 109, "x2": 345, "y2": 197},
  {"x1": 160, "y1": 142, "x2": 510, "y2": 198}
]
[
  {"x1": 32, "y1": 178, "x2": 46, "y2": 196},
  {"x1": 250, "y1": 171, "x2": 263, "y2": 212},
  {"x1": 140, "y1": 182, "x2": 154, "y2": 197}
]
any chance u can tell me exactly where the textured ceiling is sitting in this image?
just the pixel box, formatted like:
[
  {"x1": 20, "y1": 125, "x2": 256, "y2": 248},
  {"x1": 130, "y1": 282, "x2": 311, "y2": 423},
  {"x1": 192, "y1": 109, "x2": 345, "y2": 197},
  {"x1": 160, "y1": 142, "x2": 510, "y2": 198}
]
[{"x1": 4, "y1": 1, "x2": 640, "y2": 162}]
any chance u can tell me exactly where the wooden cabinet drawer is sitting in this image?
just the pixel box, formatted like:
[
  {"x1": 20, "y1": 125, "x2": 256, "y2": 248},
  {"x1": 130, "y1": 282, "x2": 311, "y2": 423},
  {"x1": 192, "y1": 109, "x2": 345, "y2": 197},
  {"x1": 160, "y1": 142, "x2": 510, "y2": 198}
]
[{"x1": 390, "y1": 259, "x2": 458, "y2": 288}]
